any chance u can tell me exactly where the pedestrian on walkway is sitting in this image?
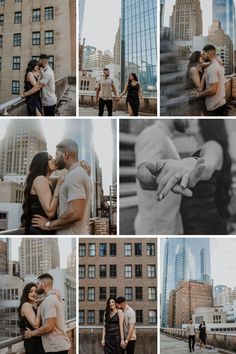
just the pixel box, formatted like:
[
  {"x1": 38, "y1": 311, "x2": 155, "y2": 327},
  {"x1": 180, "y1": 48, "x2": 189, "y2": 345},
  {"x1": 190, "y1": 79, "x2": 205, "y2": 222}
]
[
  {"x1": 187, "y1": 319, "x2": 196, "y2": 352},
  {"x1": 96, "y1": 68, "x2": 118, "y2": 116},
  {"x1": 199, "y1": 321, "x2": 207, "y2": 351}
]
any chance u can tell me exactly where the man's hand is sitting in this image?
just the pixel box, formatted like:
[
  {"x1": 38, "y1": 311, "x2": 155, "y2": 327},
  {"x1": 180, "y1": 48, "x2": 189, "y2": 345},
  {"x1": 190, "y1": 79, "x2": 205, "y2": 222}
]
[
  {"x1": 25, "y1": 328, "x2": 33, "y2": 339},
  {"x1": 32, "y1": 215, "x2": 49, "y2": 230},
  {"x1": 20, "y1": 92, "x2": 26, "y2": 98},
  {"x1": 121, "y1": 340, "x2": 126, "y2": 349},
  {"x1": 137, "y1": 162, "x2": 158, "y2": 191}
]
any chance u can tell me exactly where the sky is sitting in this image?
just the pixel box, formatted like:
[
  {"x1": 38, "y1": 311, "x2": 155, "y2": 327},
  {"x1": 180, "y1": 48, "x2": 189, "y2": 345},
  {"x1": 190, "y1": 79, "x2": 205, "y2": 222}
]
[
  {"x1": 0, "y1": 119, "x2": 114, "y2": 194},
  {"x1": 81, "y1": 0, "x2": 121, "y2": 52},
  {"x1": 160, "y1": 238, "x2": 236, "y2": 290},
  {"x1": 9, "y1": 238, "x2": 72, "y2": 269}
]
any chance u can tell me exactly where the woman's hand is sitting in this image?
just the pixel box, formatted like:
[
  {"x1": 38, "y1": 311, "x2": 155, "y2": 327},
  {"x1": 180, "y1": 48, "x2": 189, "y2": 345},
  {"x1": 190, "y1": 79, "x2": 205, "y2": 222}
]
[
  {"x1": 57, "y1": 175, "x2": 65, "y2": 186},
  {"x1": 101, "y1": 339, "x2": 105, "y2": 346},
  {"x1": 121, "y1": 339, "x2": 126, "y2": 349},
  {"x1": 80, "y1": 160, "x2": 91, "y2": 176}
]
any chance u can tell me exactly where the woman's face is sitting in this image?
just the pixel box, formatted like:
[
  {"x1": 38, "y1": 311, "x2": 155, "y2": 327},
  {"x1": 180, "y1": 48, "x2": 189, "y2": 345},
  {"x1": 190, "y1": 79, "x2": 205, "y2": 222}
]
[
  {"x1": 109, "y1": 299, "x2": 116, "y2": 310},
  {"x1": 129, "y1": 74, "x2": 134, "y2": 81},
  {"x1": 34, "y1": 65, "x2": 40, "y2": 71},
  {"x1": 186, "y1": 119, "x2": 200, "y2": 136},
  {"x1": 28, "y1": 286, "x2": 38, "y2": 303},
  {"x1": 48, "y1": 155, "x2": 57, "y2": 172}
]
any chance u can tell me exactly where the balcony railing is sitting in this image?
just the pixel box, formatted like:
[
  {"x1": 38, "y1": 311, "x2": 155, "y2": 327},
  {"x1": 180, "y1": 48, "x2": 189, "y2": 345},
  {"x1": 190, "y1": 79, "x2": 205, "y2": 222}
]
[
  {"x1": 0, "y1": 318, "x2": 76, "y2": 354},
  {"x1": 0, "y1": 228, "x2": 24, "y2": 235}
]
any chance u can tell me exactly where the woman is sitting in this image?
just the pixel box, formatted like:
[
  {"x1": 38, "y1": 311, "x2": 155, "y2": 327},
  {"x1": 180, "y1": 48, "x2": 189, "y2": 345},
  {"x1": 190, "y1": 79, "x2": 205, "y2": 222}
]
[
  {"x1": 18, "y1": 283, "x2": 44, "y2": 354},
  {"x1": 181, "y1": 119, "x2": 231, "y2": 235},
  {"x1": 199, "y1": 321, "x2": 207, "y2": 351},
  {"x1": 21, "y1": 152, "x2": 64, "y2": 235},
  {"x1": 101, "y1": 297, "x2": 125, "y2": 354},
  {"x1": 119, "y1": 73, "x2": 142, "y2": 116},
  {"x1": 23, "y1": 59, "x2": 43, "y2": 116}
]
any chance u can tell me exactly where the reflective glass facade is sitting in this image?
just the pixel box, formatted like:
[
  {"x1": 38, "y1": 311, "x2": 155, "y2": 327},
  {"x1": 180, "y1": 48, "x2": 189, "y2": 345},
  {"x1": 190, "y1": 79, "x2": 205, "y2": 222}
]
[
  {"x1": 121, "y1": 0, "x2": 157, "y2": 97},
  {"x1": 161, "y1": 238, "x2": 211, "y2": 327},
  {"x1": 213, "y1": 0, "x2": 236, "y2": 47}
]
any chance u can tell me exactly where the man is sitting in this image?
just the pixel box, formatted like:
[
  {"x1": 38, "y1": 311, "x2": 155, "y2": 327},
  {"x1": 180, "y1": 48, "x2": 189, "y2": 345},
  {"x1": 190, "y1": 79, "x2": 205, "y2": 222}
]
[
  {"x1": 32, "y1": 139, "x2": 92, "y2": 235},
  {"x1": 135, "y1": 119, "x2": 205, "y2": 235},
  {"x1": 116, "y1": 297, "x2": 136, "y2": 354},
  {"x1": 196, "y1": 44, "x2": 226, "y2": 116},
  {"x1": 96, "y1": 68, "x2": 118, "y2": 116},
  {"x1": 25, "y1": 273, "x2": 71, "y2": 354},
  {"x1": 22, "y1": 54, "x2": 57, "y2": 116},
  {"x1": 187, "y1": 319, "x2": 196, "y2": 352}
]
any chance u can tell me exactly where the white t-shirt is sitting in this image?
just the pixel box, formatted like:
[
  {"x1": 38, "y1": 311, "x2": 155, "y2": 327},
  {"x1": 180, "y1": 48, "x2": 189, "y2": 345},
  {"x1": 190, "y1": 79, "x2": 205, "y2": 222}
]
[
  {"x1": 98, "y1": 77, "x2": 114, "y2": 100},
  {"x1": 205, "y1": 59, "x2": 226, "y2": 111},
  {"x1": 40, "y1": 65, "x2": 57, "y2": 106}
]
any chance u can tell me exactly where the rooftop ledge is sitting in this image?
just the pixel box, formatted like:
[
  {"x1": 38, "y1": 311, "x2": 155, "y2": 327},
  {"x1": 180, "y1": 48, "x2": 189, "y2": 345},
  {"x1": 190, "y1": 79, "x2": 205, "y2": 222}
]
[{"x1": 0, "y1": 76, "x2": 76, "y2": 116}]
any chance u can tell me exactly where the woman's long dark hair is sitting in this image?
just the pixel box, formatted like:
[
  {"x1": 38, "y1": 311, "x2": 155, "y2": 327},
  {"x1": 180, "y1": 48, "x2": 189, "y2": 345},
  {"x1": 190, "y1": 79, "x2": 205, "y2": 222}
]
[
  {"x1": 128, "y1": 72, "x2": 138, "y2": 84},
  {"x1": 24, "y1": 59, "x2": 38, "y2": 89},
  {"x1": 186, "y1": 51, "x2": 201, "y2": 79},
  {"x1": 199, "y1": 120, "x2": 231, "y2": 220},
  {"x1": 104, "y1": 297, "x2": 116, "y2": 328},
  {"x1": 21, "y1": 152, "x2": 50, "y2": 230},
  {"x1": 18, "y1": 283, "x2": 37, "y2": 333}
]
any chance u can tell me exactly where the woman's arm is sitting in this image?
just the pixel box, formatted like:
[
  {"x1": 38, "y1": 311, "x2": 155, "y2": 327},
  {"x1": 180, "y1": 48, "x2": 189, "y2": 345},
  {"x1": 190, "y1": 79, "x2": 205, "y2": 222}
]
[
  {"x1": 190, "y1": 67, "x2": 203, "y2": 90},
  {"x1": 138, "y1": 85, "x2": 143, "y2": 99},
  {"x1": 21, "y1": 303, "x2": 41, "y2": 329},
  {"x1": 199, "y1": 141, "x2": 223, "y2": 180},
  {"x1": 119, "y1": 83, "x2": 128, "y2": 98},
  {"x1": 118, "y1": 310, "x2": 125, "y2": 347},
  {"x1": 32, "y1": 175, "x2": 63, "y2": 218},
  {"x1": 101, "y1": 324, "x2": 106, "y2": 346},
  {"x1": 27, "y1": 72, "x2": 37, "y2": 88}
]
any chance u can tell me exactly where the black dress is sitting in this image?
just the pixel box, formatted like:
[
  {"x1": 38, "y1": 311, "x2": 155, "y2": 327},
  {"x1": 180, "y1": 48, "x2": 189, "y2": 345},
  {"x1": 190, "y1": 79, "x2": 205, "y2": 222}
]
[
  {"x1": 185, "y1": 70, "x2": 206, "y2": 116},
  {"x1": 24, "y1": 75, "x2": 43, "y2": 116},
  {"x1": 26, "y1": 184, "x2": 55, "y2": 235},
  {"x1": 104, "y1": 312, "x2": 122, "y2": 354},
  {"x1": 18, "y1": 307, "x2": 45, "y2": 354},
  {"x1": 126, "y1": 83, "x2": 140, "y2": 116},
  {"x1": 181, "y1": 150, "x2": 227, "y2": 235},
  {"x1": 199, "y1": 324, "x2": 207, "y2": 345}
]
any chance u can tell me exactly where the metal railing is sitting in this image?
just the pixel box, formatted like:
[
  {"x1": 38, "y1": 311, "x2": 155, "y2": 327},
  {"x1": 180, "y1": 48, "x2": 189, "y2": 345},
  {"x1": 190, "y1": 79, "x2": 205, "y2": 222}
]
[{"x1": 0, "y1": 228, "x2": 24, "y2": 235}]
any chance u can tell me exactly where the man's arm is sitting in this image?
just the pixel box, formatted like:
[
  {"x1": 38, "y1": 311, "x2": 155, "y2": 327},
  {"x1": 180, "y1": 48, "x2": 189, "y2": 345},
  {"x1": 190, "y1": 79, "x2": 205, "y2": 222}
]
[
  {"x1": 25, "y1": 318, "x2": 56, "y2": 337},
  {"x1": 22, "y1": 82, "x2": 45, "y2": 97},
  {"x1": 111, "y1": 83, "x2": 118, "y2": 98},
  {"x1": 125, "y1": 323, "x2": 135, "y2": 343},
  {"x1": 197, "y1": 82, "x2": 218, "y2": 97},
  {"x1": 96, "y1": 82, "x2": 101, "y2": 102}
]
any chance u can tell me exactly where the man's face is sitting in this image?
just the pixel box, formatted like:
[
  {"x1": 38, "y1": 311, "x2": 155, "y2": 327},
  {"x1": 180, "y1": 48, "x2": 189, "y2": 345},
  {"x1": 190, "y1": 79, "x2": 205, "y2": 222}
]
[
  {"x1": 202, "y1": 51, "x2": 210, "y2": 62},
  {"x1": 104, "y1": 69, "x2": 110, "y2": 77},
  {"x1": 190, "y1": 320, "x2": 193, "y2": 324},
  {"x1": 55, "y1": 148, "x2": 66, "y2": 170},
  {"x1": 38, "y1": 59, "x2": 43, "y2": 68},
  {"x1": 36, "y1": 280, "x2": 45, "y2": 294},
  {"x1": 173, "y1": 119, "x2": 189, "y2": 133}
]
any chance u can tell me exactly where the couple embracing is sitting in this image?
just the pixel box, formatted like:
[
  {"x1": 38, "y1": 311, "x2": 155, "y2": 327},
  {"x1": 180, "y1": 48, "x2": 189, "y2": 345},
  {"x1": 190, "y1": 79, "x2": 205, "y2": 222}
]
[
  {"x1": 18, "y1": 273, "x2": 70, "y2": 354},
  {"x1": 21, "y1": 139, "x2": 92, "y2": 235}
]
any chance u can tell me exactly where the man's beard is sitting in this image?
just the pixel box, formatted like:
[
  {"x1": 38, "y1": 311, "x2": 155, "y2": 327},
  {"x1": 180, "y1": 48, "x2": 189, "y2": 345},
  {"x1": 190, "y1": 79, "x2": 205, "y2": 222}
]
[
  {"x1": 36, "y1": 288, "x2": 44, "y2": 295},
  {"x1": 57, "y1": 160, "x2": 66, "y2": 170},
  {"x1": 173, "y1": 119, "x2": 189, "y2": 133}
]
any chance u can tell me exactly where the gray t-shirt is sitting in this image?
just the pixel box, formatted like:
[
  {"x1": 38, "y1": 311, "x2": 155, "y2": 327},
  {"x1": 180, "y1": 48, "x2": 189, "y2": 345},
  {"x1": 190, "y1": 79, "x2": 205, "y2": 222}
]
[
  {"x1": 124, "y1": 305, "x2": 136, "y2": 341},
  {"x1": 40, "y1": 292, "x2": 71, "y2": 352},
  {"x1": 57, "y1": 163, "x2": 92, "y2": 235},
  {"x1": 187, "y1": 324, "x2": 196, "y2": 336},
  {"x1": 205, "y1": 59, "x2": 226, "y2": 111},
  {"x1": 98, "y1": 77, "x2": 114, "y2": 100},
  {"x1": 40, "y1": 65, "x2": 57, "y2": 106}
]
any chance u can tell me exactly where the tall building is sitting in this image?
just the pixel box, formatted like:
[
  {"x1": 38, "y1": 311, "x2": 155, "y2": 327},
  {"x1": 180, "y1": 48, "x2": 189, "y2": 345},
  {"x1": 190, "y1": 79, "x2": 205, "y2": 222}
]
[
  {"x1": 0, "y1": 0, "x2": 76, "y2": 103},
  {"x1": 79, "y1": 0, "x2": 86, "y2": 39},
  {"x1": 83, "y1": 49, "x2": 112, "y2": 71},
  {"x1": 160, "y1": 0, "x2": 165, "y2": 28},
  {"x1": 161, "y1": 238, "x2": 211, "y2": 327},
  {"x1": 79, "y1": 238, "x2": 157, "y2": 326},
  {"x1": 214, "y1": 285, "x2": 236, "y2": 307},
  {"x1": 0, "y1": 238, "x2": 8, "y2": 274},
  {"x1": 19, "y1": 238, "x2": 60, "y2": 279},
  {"x1": 0, "y1": 119, "x2": 47, "y2": 179},
  {"x1": 213, "y1": 0, "x2": 236, "y2": 47},
  {"x1": 170, "y1": 0, "x2": 202, "y2": 41},
  {"x1": 113, "y1": 19, "x2": 121, "y2": 65},
  {"x1": 121, "y1": 0, "x2": 157, "y2": 96},
  {"x1": 168, "y1": 280, "x2": 213, "y2": 328}
]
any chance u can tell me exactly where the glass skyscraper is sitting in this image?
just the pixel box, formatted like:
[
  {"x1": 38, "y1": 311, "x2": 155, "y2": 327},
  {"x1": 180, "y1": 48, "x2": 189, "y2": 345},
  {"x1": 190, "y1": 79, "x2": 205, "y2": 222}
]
[
  {"x1": 121, "y1": 0, "x2": 157, "y2": 97},
  {"x1": 79, "y1": 0, "x2": 86, "y2": 39},
  {"x1": 213, "y1": 0, "x2": 236, "y2": 47},
  {"x1": 161, "y1": 238, "x2": 211, "y2": 327}
]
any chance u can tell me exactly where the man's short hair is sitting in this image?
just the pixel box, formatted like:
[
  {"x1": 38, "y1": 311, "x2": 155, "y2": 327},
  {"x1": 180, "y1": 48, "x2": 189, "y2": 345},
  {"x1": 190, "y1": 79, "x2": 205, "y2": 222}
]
[
  {"x1": 116, "y1": 296, "x2": 126, "y2": 304},
  {"x1": 39, "y1": 54, "x2": 49, "y2": 60},
  {"x1": 56, "y1": 139, "x2": 79, "y2": 156},
  {"x1": 38, "y1": 273, "x2": 53, "y2": 281},
  {"x1": 103, "y1": 68, "x2": 109, "y2": 71},
  {"x1": 203, "y1": 45, "x2": 216, "y2": 52}
]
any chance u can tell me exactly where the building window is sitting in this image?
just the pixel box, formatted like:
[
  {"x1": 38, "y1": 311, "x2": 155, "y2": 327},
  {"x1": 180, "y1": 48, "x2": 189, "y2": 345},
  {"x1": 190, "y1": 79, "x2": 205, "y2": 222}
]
[
  {"x1": 135, "y1": 265, "x2": 142, "y2": 277},
  {"x1": 0, "y1": 35, "x2": 2, "y2": 47},
  {"x1": 0, "y1": 1, "x2": 4, "y2": 5},
  {"x1": 32, "y1": 9, "x2": 40, "y2": 22},
  {"x1": 125, "y1": 287, "x2": 132, "y2": 301},
  {"x1": 110, "y1": 287, "x2": 117, "y2": 298},
  {"x1": 32, "y1": 32, "x2": 40, "y2": 45},
  {"x1": 88, "y1": 265, "x2": 95, "y2": 278},
  {"x1": 110, "y1": 265, "x2": 117, "y2": 278},
  {"x1": 149, "y1": 310, "x2": 157, "y2": 324},
  {"x1": 14, "y1": 12, "x2": 22, "y2": 24},
  {"x1": 79, "y1": 287, "x2": 85, "y2": 301},
  {"x1": 99, "y1": 243, "x2": 107, "y2": 256},
  {"x1": 79, "y1": 310, "x2": 84, "y2": 324},
  {"x1": 147, "y1": 243, "x2": 155, "y2": 256},
  {"x1": 89, "y1": 243, "x2": 96, "y2": 256},
  {"x1": 99, "y1": 287, "x2": 106, "y2": 301},
  {"x1": 124, "y1": 243, "x2": 132, "y2": 256},
  {"x1": 148, "y1": 287, "x2": 156, "y2": 300},
  {"x1": 87, "y1": 310, "x2": 95, "y2": 324},
  {"x1": 148, "y1": 265, "x2": 156, "y2": 278},
  {"x1": 13, "y1": 33, "x2": 21, "y2": 46},
  {"x1": 88, "y1": 287, "x2": 95, "y2": 301},
  {"x1": 136, "y1": 310, "x2": 143, "y2": 323},
  {"x1": 45, "y1": 30, "x2": 54, "y2": 45},
  {"x1": 79, "y1": 265, "x2": 85, "y2": 279},
  {"x1": 110, "y1": 243, "x2": 116, "y2": 256},
  {"x1": 12, "y1": 81, "x2": 20, "y2": 95},
  {"x1": 48, "y1": 55, "x2": 54, "y2": 70},
  {"x1": 45, "y1": 6, "x2": 53, "y2": 20},
  {"x1": 124, "y1": 265, "x2": 132, "y2": 278},
  {"x1": 99, "y1": 310, "x2": 105, "y2": 323},
  {"x1": 99, "y1": 265, "x2": 107, "y2": 278},
  {"x1": 135, "y1": 243, "x2": 142, "y2": 256},
  {"x1": 0, "y1": 14, "x2": 3, "y2": 26},
  {"x1": 79, "y1": 244, "x2": 86, "y2": 257},
  {"x1": 135, "y1": 287, "x2": 143, "y2": 300},
  {"x1": 0, "y1": 57, "x2": 1, "y2": 70},
  {"x1": 12, "y1": 56, "x2": 20, "y2": 70},
  {"x1": 15, "y1": 0, "x2": 22, "y2": 2}
]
